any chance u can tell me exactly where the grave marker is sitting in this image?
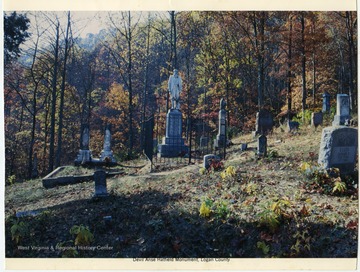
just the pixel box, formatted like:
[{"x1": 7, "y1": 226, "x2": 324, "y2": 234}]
[
  {"x1": 257, "y1": 135, "x2": 267, "y2": 157},
  {"x1": 332, "y1": 94, "x2": 351, "y2": 126},
  {"x1": 93, "y1": 169, "x2": 109, "y2": 198},
  {"x1": 318, "y1": 126, "x2": 358, "y2": 174},
  {"x1": 311, "y1": 112, "x2": 323, "y2": 127},
  {"x1": 256, "y1": 109, "x2": 273, "y2": 135}
]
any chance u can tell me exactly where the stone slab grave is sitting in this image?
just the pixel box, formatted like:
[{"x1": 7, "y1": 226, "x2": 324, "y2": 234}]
[
  {"x1": 311, "y1": 112, "x2": 323, "y2": 127},
  {"x1": 318, "y1": 126, "x2": 358, "y2": 174},
  {"x1": 332, "y1": 94, "x2": 351, "y2": 126},
  {"x1": 42, "y1": 166, "x2": 123, "y2": 189},
  {"x1": 255, "y1": 109, "x2": 274, "y2": 135}
]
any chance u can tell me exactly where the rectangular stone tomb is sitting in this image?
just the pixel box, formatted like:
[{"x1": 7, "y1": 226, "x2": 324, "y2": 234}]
[
  {"x1": 318, "y1": 126, "x2": 358, "y2": 174},
  {"x1": 42, "y1": 166, "x2": 123, "y2": 189}
]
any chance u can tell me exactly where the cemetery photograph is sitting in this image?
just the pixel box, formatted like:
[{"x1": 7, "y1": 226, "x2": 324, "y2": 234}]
[{"x1": 3, "y1": 8, "x2": 358, "y2": 263}]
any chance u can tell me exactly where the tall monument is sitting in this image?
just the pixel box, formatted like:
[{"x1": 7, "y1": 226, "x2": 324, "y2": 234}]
[{"x1": 158, "y1": 69, "x2": 189, "y2": 157}]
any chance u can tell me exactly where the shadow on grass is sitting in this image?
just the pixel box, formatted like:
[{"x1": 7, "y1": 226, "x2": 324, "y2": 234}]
[{"x1": 5, "y1": 189, "x2": 358, "y2": 258}]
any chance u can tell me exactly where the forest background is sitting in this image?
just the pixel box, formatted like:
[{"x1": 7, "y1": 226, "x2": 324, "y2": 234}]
[{"x1": 3, "y1": 9, "x2": 357, "y2": 181}]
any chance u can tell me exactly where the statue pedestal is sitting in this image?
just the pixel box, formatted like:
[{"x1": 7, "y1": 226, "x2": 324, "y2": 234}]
[
  {"x1": 158, "y1": 109, "x2": 189, "y2": 157},
  {"x1": 100, "y1": 150, "x2": 116, "y2": 163}
]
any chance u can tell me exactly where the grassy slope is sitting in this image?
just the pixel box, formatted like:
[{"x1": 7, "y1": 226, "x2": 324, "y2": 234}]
[{"x1": 5, "y1": 125, "x2": 358, "y2": 258}]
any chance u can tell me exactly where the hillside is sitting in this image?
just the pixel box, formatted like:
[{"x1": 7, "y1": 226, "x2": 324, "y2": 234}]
[{"x1": 5, "y1": 125, "x2": 358, "y2": 258}]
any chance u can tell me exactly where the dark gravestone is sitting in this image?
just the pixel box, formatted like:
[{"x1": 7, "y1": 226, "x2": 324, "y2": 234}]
[
  {"x1": 200, "y1": 136, "x2": 209, "y2": 148},
  {"x1": 318, "y1": 127, "x2": 358, "y2": 174},
  {"x1": 241, "y1": 143, "x2": 248, "y2": 151},
  {"x1": 256, "y1": 109, "x2": 274, "y2": 135},
  {"x1": 144, "y1": 116, "x2": 154, "y2": 162},
  {"x1": 158, "y1": 109, "x2": 189, "y2": 157},
  {"x1": 257, "y1": 135, "x2": 267, "y2": 157},
  {"x1": 93, "y1": 170, "x2": 108, "y2": 198},
  {"x1": 287, "y1": 121, "x2": 299, "y2": 132},
  {"x1": 311, "y1": 112, "x2": 323, "y2": 127}
]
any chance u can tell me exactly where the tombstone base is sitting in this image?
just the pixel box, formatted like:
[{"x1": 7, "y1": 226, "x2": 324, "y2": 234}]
[
  {"x1": 74, "y1": 150, "x2": 93, "y2": 165},
  {"x1": 214, "y1": 134, "x2": 226, "y2": 148},
  {"x1": 332, "y1": 115, "x2": 351, "y2": 126},
  {"x1": 158, "y1": 139, "x2": 189, "y2": 158}
]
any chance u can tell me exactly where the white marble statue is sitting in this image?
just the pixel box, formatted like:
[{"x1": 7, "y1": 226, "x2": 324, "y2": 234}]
[{"x1": 168, "y1": 69, "x2": 182, "y2": 110}]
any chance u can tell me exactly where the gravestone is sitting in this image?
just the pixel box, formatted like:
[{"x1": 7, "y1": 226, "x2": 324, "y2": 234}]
[
  {"x1": 203, "y1": 154, "x2": 221, "y2": 169},
  {"x1": 257, "y1": 135, "x2": 267, "y2": 157},
  {"x1": 158, "y1": 71, "x2": 188, "y2": 157},
  {"x1": 311, "y1": 112, "x2": 323, "y2": 127},
  {"x1": 158, "y1": 109, "x2": 189, "y2": 157},
  {"x1": 241, "y1": 143, "x2": 248, "y2": 151},
  {"x1": 100, "y1": 125, "x2": 116, "y2": 164},
  {"x1": 287, "y1": 120, "x2": 299, "y2": 132},
  {"x1": 74, "y1": 124, "x2": 93, "y2": 165},
  {"x1": 256, "y1": 109, "x2": 274, "y2": 135},
  {"x1": 93, "y1": 169, "x2": 108, "y2": 198},
  {"x1": 214, "y1": 98, "x2": 227, "y2": 148},
  {"x1": 332, "y1": 94, "x2": 351, "y2": 126},
  {"x1": 144, "y1": 116, "x2": 154, "y2": 162},
  {"x1": 318, "y1": 126, "x2": 358, "y2": 174},
  {"x1": 322, "y1": 92, "x2": 331, "y2": 113}
]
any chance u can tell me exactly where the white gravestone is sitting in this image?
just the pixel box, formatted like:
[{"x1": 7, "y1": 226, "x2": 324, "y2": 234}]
[{"x1": 332, "y1": 94, "x2": 351, "y2": 126}]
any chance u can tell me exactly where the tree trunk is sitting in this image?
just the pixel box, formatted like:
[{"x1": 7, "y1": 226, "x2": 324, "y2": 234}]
[
  {"x1": 346, "y1": 11, "x2": 355, "y2": 110},
  {"x1": 287, "y1": 15, "x2": 293, "y2": 120},
  {"x1": 48, "y1": 21, "x2": 60, "y2": 173},
  {"x1": 301, "y1": 13, "x2": 307, "y2": 122},
  {"x1": 55, "y1": 11, "x2": 71, "y2": 168},
  {"x1": 127, "y1": 11, "x2": 134, "y2": 159}
]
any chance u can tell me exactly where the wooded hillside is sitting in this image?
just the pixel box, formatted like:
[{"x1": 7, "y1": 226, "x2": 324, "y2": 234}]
[{"x1": 4, "y1": 11, "x2": 357, "y2": 180}]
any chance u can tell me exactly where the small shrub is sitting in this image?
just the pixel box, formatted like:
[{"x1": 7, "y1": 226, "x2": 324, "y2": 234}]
[
  {"x1": 257, "y1": 207, "x2": 280, "y2": 233},
  {"x1": 292, "y1": 110, "x2": 312, "y2": 125},
  {"x1": 199, "y1": 200, "x2": 212, "y2": 217},
  {"x1": 7, "y1": 175, "x2": 16, "y2": 185},
  {"x1": 70, "y1": 225, "x2": 94, "y2": 246},
  {"x1": 199, "y1": 167, "x2": 206, "y2": 175},
  {"x1": 10, "y1": 219, "x2": 29, "y2": 244},
  {"x1": 257, "y1": 241, "x2": 270, "y2": 255},
  {"x1": 214, "y1": 201, "x2": 230, "y2": 219},
  {"x1": 199, "y1": 198, "x2": 230, "y2": 219},
  {"x1": 209, "y1": 160, "x2": 224, "y2": 172}
]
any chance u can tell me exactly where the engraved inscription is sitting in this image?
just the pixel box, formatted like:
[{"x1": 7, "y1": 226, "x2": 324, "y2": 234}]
[{"x1": 331, "y1": 147, "x2": 356, "y2": 164}]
